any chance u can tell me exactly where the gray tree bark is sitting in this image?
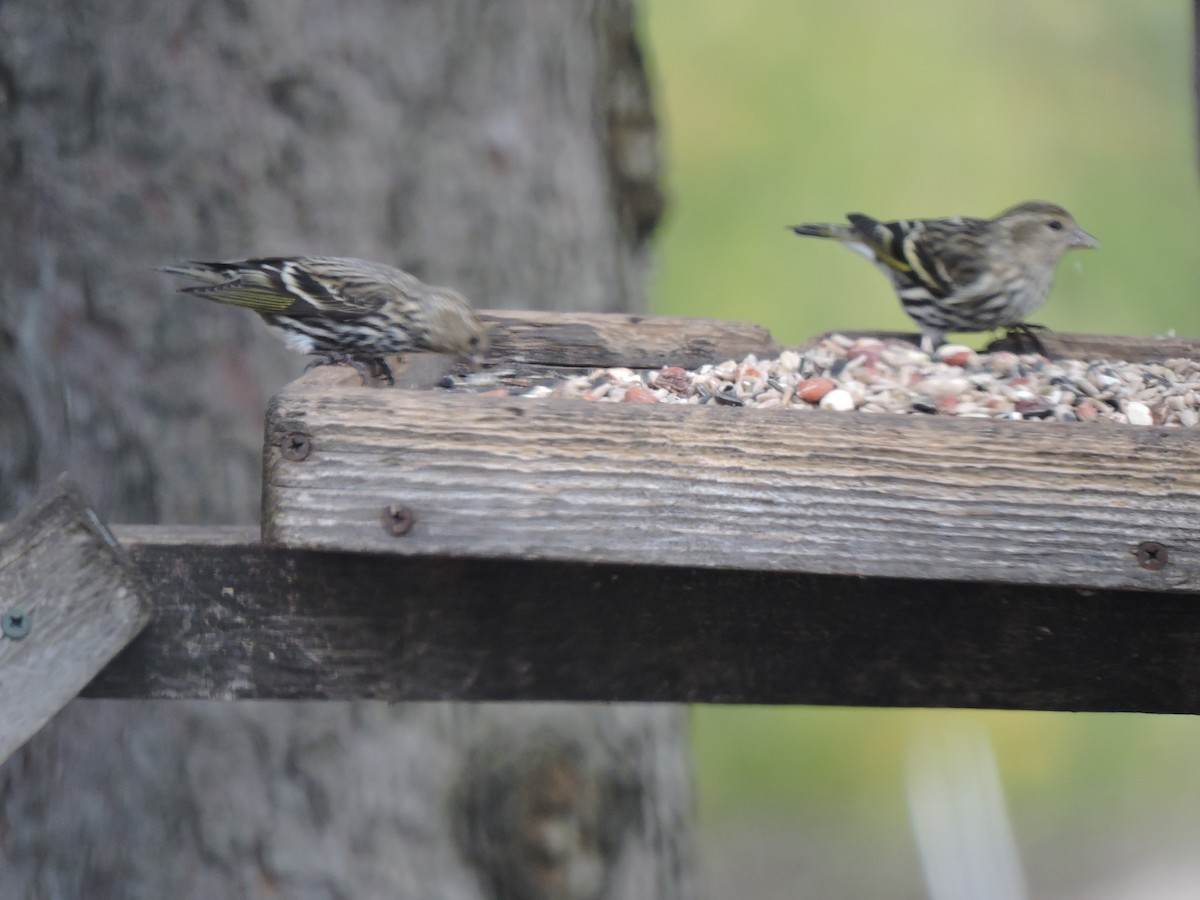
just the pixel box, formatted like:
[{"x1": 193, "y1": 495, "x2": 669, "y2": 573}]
[
  {"x1": 0, "y1": 0, "x2": 662, "y2": 524},
  {"x1": 0, "y1": 2, "x2": 692, "y2": 898}
]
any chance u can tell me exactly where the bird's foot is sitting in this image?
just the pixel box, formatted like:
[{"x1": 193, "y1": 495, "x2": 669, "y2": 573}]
[
  {"x1": 303, "y1": 354, "x2": 354, "y2": 377},
  {"x1": 303, "y1": 356, "x2": 329, "y2": 373},
  {"x1": 305, "y1": 354, "x2": 392, "y2": 386},
  {"x1": 1005, "y1": 323, "x2": 1049, "y2": 357},
  {"x1": 369, "y1": 357, "x2": 396, "y2": 387}
]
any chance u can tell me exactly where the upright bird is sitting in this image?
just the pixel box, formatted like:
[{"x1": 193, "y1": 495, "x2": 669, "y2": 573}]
[
  {"x1": 789, "y1": 201, "x2": 1098, "y2": 352},
  {"x1": 160, "y1": 256, "x2": 488, "y2": 384}
]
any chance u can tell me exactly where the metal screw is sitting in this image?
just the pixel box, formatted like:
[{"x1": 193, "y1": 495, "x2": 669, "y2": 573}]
[
  {"x1": 2, "y1": 608, "x2": 31, "y2": 640},
  {"x1": 1135, "y1": 541, "x2": 1168, "y2": 571},
  {"x1": 382, "y1": 504, "x2": 415, "y2": 536},
  {"x1": 280, "y1": 432, "x2": 311, "y2": 461}
]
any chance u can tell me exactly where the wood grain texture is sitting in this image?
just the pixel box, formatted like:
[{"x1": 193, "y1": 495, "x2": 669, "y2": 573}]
[
  {"x1": 0, "y1": 477, "x2": 151, "y2": 763},
  {"x1": 85, "y1": 527, "x2": 1200, "y2": 713},
  {"x1": 263, "y1": 385, "x2": 1200, "y2": 593},
  {"x1": 480, "y1": 309, "x2": 781, "y2": 369}
]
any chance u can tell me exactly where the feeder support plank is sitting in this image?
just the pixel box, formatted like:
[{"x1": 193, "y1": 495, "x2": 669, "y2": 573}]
[
  {"x1": 81, "y1": 526, "x2": 1200, "y2": 713},
  {"x1": 0, "y1": 476, "x2": 152, "y2": 764}
]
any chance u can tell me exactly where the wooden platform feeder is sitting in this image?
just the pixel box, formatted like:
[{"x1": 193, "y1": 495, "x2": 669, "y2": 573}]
[
  {"x1": 264, "y1": 315, "x2": 1200, "y2": 596},
  {"x1": 7, "y1": 312, "x2": 1200, "y2": 735},
  {"x1": 207, "y1": 311, "x2": 1198, "y2": 713}
]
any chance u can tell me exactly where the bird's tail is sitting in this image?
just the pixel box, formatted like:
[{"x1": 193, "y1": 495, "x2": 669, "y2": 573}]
[
  {"x1": 788, "y1": 222, "x2": 858, "y2": 241},
  {"x1": 158, "y1": 261, "x2": 294, "y2": 313}
]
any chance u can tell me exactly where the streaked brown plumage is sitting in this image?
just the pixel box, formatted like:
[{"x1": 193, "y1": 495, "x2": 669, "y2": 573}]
[
  {"x1": 160, "y1": 256, "x2": 488, "y2": 384},
  {"x1": 790, "y1": 201, "x2": 1098, "y2": 352}
]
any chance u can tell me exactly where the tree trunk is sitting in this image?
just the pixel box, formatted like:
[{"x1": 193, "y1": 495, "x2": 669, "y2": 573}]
[
  {"x1": 0, "y1": 0, "x2": 662, "y2": 525},
  {"x1": 0, "y1": 2, "x2": 691, "y2": 897}
]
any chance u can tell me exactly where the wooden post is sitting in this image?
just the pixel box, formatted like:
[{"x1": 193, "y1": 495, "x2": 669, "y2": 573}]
[{"x1": 0, "y1": 476, "x2": 152, "y2": 763}]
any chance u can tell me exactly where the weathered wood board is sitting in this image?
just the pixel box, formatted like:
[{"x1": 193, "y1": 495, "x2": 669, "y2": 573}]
[
  {"x1": 82, "y1": 526, "x2": 1200, "y2": 713},
  {"x1": 480, "y1": 309, "x2": 781, "y2": 369},
  {"x1": 263, "y1": 383, "x2": 1200, "y2": 594},
  {"x1": 0, "y1": 477, "x2": 152, "y2": 763}
]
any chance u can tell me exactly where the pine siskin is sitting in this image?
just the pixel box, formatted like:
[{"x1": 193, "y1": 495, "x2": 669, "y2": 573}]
[
  {"x1": 789, "y1": 201, "x2": 1098, "y2": 352},
  {"x1": 160, "y1": 256, "x2": 488, "y2": 384}
]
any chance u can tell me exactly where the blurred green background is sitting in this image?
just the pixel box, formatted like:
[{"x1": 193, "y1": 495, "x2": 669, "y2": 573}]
[
  {"x1": 644, "y1": 1, "x2": 1200, "y2": 345},
  {"x1": 640, "y1": 1, "x2": 1200, "y2": 896}
]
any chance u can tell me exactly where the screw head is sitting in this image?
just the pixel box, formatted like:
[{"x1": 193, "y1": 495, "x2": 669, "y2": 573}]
[
  {"x1": 382, "y1": 504, "x2": 415, "y2": 536},
  {"x1": 2, "y1": 608, "x2": 31, "y2": 640},
  {"x1": 280, "y1": 432, "x2": 311, "y2": 461},
  {"x1": 1135, "y1": 541, "x2": 1168, "y2": 571}
]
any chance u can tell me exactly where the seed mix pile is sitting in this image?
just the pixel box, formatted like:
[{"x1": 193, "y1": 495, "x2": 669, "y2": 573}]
[{"x1": 449, "y1": 334, "x2": 1200, "y2": 427}]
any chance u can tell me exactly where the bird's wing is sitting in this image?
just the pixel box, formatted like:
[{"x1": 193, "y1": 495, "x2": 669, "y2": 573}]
[
  {"x1": 847, "y1": 215, "x2": 992, "y2": 300},
  {"x1": 160, "y1": 257, "x2": 399, "y2": 318}
]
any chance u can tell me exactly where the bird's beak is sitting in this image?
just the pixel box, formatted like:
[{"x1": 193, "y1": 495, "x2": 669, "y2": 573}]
[
  {"x1": 1070, "y1": 227, "x2": 1099, "y2": 250},
  {"x1": 467, "y1": 353, "x2": 486, "y2": 372}
]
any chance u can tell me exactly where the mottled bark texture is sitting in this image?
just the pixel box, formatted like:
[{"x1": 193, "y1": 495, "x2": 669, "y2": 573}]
[
  {"x1": 0, "y1": 0, "x2": 663, "y2": 524},
  {"x1": 1, "y1": 703, "x2": 694, "y2": 899},
  {"x1": 0, "y1": 2, "x2": 692, "y2": 898}
]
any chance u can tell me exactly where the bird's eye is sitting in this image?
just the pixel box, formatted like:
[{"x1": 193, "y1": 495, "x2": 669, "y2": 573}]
[
  {"x1": 468, "y1": 335, "x2": 480, "y2": 347},
  {"x1": 1047, "y1": 220, "x2": 1064, "y2": 231}
]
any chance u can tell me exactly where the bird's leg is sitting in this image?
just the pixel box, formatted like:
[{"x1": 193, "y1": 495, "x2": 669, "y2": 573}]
[
  {"x1": 304, "y1": 353, "x2": 340, "y2": 372},
  {"x1": 343, "y1": 356, "x2": 379, "y2": 385},
  {"x1": 369, "y1": 357, "x2": 396, "y2": 387}
]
